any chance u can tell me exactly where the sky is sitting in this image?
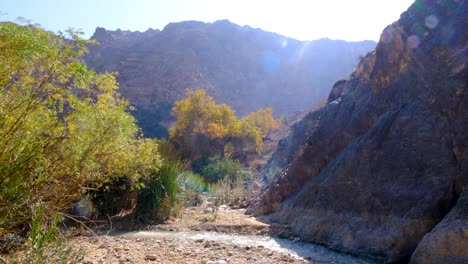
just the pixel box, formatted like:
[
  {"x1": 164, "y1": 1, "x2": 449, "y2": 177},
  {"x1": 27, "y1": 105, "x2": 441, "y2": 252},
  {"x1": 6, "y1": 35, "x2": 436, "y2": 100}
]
[{"x1": 1, "y1": 0, "x2": 415, "y2": 41}]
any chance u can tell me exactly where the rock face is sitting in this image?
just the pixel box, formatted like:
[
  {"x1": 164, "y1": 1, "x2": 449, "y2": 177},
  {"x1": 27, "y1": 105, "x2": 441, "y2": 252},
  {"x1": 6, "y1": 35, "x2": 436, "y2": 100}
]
[
  {"x1": 248, "y1": 0, "x2": 467, "y2": 262},
  {"x1": 410, "y1": 189, "x2": 468, "y2": 264},
  {"x1": 84, "y1": 20, "x2": 375, "y2": 137}
]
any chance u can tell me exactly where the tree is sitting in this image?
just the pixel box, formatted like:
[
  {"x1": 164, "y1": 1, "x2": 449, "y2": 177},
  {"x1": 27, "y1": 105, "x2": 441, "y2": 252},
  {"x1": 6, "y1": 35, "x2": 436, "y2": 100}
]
[
  {"x1": 169, "y1": 89, "x2": 237, "y2": 159},
  {"x1": 0, "y1": 22, "x2": 161, "y2": 234},
  {"x1": 243, "y1": 107, "x2": 280, "y2": 138},
  {"x1": 169, "y1": 89, "x2": 269, "y2": 160}
]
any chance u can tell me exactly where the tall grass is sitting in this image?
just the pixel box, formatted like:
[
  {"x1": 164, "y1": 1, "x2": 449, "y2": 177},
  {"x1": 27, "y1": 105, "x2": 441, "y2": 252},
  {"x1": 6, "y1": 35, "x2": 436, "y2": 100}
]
[
  {"x1": 134, "y1": 160, "x2": 180, "y2": 224},
  {"x1": 20, "y1": 204, "x2": 83, "y2": 264}
]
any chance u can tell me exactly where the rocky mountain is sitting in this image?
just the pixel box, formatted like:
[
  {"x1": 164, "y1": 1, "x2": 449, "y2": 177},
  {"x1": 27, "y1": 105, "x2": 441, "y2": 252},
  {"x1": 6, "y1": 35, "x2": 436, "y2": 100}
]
[
  {"x1": 84, "y1": 20, "x2": 375, "y2": 137},
  {"x1": 248, "y1": 0, "x2": 467, "y2": 263}
]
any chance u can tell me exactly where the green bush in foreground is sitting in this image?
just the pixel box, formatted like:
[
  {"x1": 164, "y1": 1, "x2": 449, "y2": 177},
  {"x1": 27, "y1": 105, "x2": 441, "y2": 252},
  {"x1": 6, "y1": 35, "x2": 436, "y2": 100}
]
[{"x1": 0, "y1": 22, "x2": 161, "y2": 235}]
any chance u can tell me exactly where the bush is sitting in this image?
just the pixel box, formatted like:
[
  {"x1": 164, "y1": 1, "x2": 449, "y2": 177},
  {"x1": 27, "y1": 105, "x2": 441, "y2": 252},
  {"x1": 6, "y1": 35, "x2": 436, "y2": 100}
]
[
  {"x1": 21, "y1": 204, "x2": 83, "y2": 264},
  {"x1": 133, "y1": 160, "x2": 180, "y2": 224},
  {"x1": 88, "y1": 177, "x2": 135, "y2": 217},
  {"x1": 176, "y1": 171, "x2": 211, "y2": 207},
  {"x1": 0, "y1": 22, "x2": 162, "y2": 236},
  {"x1": 201, "y1": 156, "x2": 242, "y2": 184}
]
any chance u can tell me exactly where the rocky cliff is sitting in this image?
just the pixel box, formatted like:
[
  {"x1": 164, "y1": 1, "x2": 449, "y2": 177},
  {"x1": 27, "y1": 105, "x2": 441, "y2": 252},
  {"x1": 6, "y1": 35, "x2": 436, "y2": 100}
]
[
  {"x1": 84, "y1": 21, "x2": 375, "y2": 137},
  {"x1": 248, "y1": 0, "x2": 467, "y2": 262}
]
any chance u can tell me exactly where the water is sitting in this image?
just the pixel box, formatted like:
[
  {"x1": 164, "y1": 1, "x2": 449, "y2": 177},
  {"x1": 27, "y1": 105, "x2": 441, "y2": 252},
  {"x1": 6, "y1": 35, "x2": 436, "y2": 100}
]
[{"x1": 119, "y1": 230, "x2": 378, "y2": 264}]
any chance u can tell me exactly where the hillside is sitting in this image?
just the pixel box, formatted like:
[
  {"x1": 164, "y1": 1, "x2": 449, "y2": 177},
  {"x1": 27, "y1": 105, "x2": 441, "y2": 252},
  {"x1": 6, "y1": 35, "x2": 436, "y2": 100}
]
[
  {"x1": 248, "y1": 0, "x2": 467, "y2": 263},
  {"x1": 84, "y1": 20, "x2": 375, "y2": 137}
]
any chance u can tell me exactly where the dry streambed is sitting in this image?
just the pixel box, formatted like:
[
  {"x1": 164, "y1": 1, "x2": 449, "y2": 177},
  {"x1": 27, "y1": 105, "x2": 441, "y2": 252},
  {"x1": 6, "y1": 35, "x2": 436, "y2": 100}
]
[{"x1": 72, "y1": 195, "x2": 378, "y2": 263}]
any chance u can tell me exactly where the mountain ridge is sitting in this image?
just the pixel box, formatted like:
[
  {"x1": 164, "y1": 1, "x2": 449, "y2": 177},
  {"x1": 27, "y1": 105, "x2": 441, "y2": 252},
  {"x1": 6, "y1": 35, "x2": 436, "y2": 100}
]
[{"x1": 84, "y1": 20, "x2": 376, "y2": 137}]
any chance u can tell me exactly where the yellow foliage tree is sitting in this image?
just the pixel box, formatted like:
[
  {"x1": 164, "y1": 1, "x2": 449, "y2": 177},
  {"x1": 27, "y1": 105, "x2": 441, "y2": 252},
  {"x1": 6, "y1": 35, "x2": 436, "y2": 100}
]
[
  {"x1": 170, "y1": 89, "x2": 266, "y2": 159},
  {"x1": 243, "y1": 107, "x2": 281, "y2": 138}
]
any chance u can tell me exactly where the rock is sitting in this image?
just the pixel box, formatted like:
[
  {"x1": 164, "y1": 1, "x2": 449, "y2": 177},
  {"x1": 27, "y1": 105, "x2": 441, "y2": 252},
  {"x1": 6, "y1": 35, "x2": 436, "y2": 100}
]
[
  {"x1": 85, "y1": 22, "x2": 375, "y2": 138},
  {"x1": 248, "y1": 0, "x2": 467, "y2": 262},
  {"x1": 195, "y1": 239, "x2": 204, "y2": 243},
  {"x1": 410, "y1": 188, "x2": 468, "y2": 264},
  {"x1": 206, "y1": 260, "x2": 227, "y2": 264},
  {"x1": 145, "y1": 254, "x2": 158, "y2": 261},
  {"x1": 244, "y1": 246, "x2": 251, "y2": 250}
]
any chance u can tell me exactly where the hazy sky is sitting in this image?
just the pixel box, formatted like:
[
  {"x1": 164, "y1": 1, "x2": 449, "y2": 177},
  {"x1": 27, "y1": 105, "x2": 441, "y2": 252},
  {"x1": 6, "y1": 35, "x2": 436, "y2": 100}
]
[{"x1": 2, "y1": 0, "x2": 414, "y2": 41}]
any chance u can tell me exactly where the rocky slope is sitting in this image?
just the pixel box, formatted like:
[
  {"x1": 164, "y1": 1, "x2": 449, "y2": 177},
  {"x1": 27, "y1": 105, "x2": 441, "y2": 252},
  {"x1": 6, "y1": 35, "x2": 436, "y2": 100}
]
[
  {"x1": 84, "y1": 21, "x2": 375, "y2": 137},
  {"x1": 248, "y1": 0, "x2": 467, "y2": 262}
]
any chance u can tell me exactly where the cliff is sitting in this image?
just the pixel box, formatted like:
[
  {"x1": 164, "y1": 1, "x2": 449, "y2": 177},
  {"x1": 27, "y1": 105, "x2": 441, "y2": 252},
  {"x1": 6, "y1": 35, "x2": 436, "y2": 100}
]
[
  {"x1": 248, "y1": 0, "x2": 467, "y2": 262},
  {"x1": 84, "y1": 20, "x2": 375, "y2": 137}
]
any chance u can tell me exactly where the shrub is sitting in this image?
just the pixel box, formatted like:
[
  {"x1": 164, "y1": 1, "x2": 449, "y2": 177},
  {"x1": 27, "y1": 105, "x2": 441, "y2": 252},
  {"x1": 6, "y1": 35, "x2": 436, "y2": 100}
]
[
  {"x1": 0, "y1": 22, "x2": 161, "y2": 236},
  {"x1": 133, "y1": 160, "x2": 180, "y2": 224},
  {"x1": 201, "y1": 156, "x2": 242, "y2": 184},
  {"x1": 22, "y1": 204, "x2": 83, "y2": 264}
]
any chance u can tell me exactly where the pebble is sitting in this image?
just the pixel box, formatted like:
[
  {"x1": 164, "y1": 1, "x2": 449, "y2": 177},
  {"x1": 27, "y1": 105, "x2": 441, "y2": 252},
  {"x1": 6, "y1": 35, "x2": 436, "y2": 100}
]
[
  {"x1": 145, "y1": 254, "x2": 158, "y2": 261},
  {"x1": 206, "y1": 260, "x2": 227, "y2": 264}
]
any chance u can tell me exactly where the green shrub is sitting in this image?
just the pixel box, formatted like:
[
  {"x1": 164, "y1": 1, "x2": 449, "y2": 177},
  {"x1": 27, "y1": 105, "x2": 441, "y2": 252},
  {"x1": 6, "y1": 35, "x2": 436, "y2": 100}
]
[
  {"x1": 201, "y1": 156, "x2": 242, "y2": 184},
  {"x1": 22, "y1": 204, "x2": 83, "y2": 264},
  {"x1": 134, "y1": 160, "x2": 180, "y2": 223},
  {"x1": 0, "y1": 22, "x2": 162, "y2": 235},
  {"x1": 88, "y1": 177, "x2": 135, "y2": 217}
]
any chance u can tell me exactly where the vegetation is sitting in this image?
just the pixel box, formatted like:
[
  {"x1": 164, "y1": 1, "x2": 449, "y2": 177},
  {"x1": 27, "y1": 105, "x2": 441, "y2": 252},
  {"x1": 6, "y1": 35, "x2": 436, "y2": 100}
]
[
  {"x1": 169, "y1": 89, "x2": 280, "y2": 160},
  {"x1": 0, "y1": 21, "x2": 169, "y2": 251},
  {"x1": 23, "y1": 204, "x2": 84, "y2": 263},
  {"x1": 0, "y1": 21, "x2": 278, "y2": 261},
  {"x1": 201, "y1": 156, "x2": 242, "y2": 184},
  {"x1": 134, "y1": 159, "x2": 180, "y2": 223}
]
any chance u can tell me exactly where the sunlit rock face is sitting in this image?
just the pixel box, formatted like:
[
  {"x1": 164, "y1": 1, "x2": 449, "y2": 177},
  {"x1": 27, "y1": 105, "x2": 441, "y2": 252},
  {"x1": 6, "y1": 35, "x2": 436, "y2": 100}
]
[
  {"x1": 84, "y1": 21, "x2": 375, "y2": 137},
  {"x1": 248, "y1": 0, "x2": 467, "y2": 262}
]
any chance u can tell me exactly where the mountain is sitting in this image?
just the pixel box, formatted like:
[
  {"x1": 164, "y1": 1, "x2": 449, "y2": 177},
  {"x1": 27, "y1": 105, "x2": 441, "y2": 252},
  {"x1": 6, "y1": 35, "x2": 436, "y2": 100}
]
[
  {"x1": 248, "y1": 0, "x2": 467, "y2": 263},
  {"x1": 84, "y1": 20, "x2": 375, "y2": 137}
]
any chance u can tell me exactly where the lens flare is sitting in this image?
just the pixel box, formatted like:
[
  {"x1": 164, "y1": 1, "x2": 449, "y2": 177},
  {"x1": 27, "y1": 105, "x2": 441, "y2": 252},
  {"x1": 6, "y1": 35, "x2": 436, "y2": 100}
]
[
  {"x1": 263, "y1": 51, "x2": 280, "y2": 73},
  {"x1": 407, "y1": 35, "x2": 421, "y2": 48},
  {"x1": 425, "y1": 15, "x2": 439, "y2": 29},
  {"x1": 381, "y1": 28, "x2": 393, "y2": 43}
]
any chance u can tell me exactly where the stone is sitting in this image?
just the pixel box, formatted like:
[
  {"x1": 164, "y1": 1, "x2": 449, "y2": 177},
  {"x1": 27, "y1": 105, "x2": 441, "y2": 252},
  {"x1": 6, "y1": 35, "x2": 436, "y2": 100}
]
[
  {"x1": 145, "y1": 254, "x2": 158, "y2": 261},
  {"x1": 248, "y1": 0, "x2": 468, "y2": 262},
  {"x1": 85, "y1": 23, "x2": 375, "y2": 138},
  {"x1": 206, "y1": 260, "x2": 227, "y2": 264},
  {"x1": 410, "y1": 189, "x2": 468, "y2": 264}
]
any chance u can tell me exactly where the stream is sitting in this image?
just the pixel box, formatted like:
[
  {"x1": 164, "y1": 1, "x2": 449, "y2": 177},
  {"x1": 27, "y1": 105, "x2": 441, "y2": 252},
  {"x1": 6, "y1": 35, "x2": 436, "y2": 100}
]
[{"x1": 119, "y1": 230, "x2": 379, "y2": 264}]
